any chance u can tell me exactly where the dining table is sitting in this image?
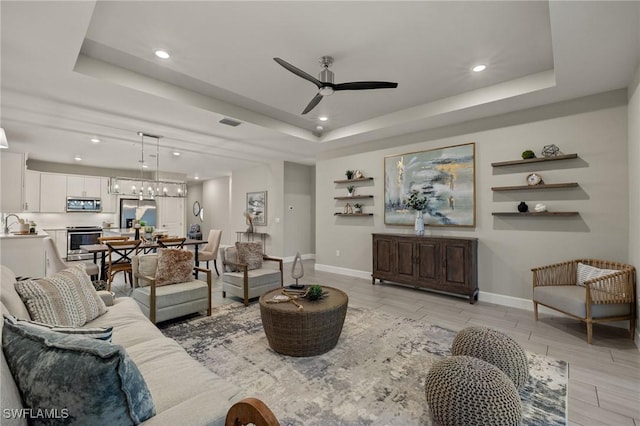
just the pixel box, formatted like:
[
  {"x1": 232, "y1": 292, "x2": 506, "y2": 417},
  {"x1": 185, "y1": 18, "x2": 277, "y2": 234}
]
[{"x1": 80, "y1": 238, "x2": 207, "y2": 281}]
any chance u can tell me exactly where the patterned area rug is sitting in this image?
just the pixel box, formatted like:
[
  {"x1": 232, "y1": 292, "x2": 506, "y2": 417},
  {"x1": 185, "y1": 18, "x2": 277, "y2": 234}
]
[{"x1": 160, "y1": 304, "x2": 567, "y2": 425}]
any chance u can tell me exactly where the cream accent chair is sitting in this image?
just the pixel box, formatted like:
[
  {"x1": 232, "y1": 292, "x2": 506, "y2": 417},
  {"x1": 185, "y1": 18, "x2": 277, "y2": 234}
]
[
  {"x1": 198, "y1": 229, "x2": 222, "y2": 275},
  {"x1": 131, "y1": 253, "x2": 212, "y2": 324},
  {"x1": 532, "y1": 259, "x2": 636, "y2": 344},
  {"x1": 220, "y1": 244, "x2": 283, "y2": 306},
  {"x1": 43, "y1": 237, "x2": 99, "y2": 280}
]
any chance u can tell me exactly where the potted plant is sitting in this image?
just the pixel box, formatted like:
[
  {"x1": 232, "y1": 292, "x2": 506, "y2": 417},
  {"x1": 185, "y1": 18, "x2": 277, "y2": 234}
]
[
  {"x1": 353, "y1": 203, "x2": 363, "y2": 214},
  {"x1": 345, "y1": 170, "x2": 354, "y2": 180},
  {"x1": 347, "y1": 185, "x2": 355, "y2": 196}
]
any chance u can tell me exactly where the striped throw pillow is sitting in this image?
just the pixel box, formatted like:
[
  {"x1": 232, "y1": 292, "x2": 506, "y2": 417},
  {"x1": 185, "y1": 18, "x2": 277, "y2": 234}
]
[
  {"x1": 59, "y1": 264, "x2": 107, "y2": 321},
  {"x1": 4, "y1": 315, "x2": 113, "y2": 342},
  {"x1": 15, "y1": 264, "x2": 107, "y2": 327},
  {"x1": 576, "y1": 262, "x2": 618, "y2": 287}
]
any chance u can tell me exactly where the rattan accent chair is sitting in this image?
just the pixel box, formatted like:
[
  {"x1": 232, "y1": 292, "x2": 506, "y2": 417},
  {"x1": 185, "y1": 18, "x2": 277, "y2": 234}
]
[{"x1": 532, "y1": 259, "x2": 636, "y2": 344}]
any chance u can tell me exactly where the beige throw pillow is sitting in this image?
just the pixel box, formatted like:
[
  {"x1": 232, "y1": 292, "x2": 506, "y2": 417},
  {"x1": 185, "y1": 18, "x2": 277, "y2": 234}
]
[
  {"x1": 236, "y1": 241, "x2": 263, "y2": 270},
  {"x1": 576, "y1": 262, "x2": 618, "y2": 287},
  {"x1": 155, "y1": 249, "x2": 194, "y2": 286},
  {"x1": 59, "y1": 264, "x2": 108, "y2": 322},
  {"x1": 14, "y1": 264, "x2": 107, "y2": 327}
]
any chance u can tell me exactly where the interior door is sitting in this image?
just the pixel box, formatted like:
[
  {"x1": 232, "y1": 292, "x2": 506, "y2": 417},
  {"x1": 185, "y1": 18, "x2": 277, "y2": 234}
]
[{"x1": 158, "y1": 197, "x2": 184, "y2": 237}]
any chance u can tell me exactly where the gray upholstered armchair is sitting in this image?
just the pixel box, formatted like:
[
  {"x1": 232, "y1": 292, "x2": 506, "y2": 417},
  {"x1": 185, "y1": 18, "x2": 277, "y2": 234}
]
[
  {"x1": 131, "y1": 249, "x2": 211, "y2": 323},
  {"x1": 532, "y1": 258, "x2": 636, "y2": 344},
  {"x1": 220, "y1": 242, "x2": 283, "y2": 306}
]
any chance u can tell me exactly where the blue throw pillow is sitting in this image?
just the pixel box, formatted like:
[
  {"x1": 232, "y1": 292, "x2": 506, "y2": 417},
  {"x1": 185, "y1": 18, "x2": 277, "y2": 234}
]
[
  {"x1": 4, "y1": 314, "x2": 113, "y2": 342},
  {"x1": 2, "y1": 318, "x2": 155, "y2": 425}
]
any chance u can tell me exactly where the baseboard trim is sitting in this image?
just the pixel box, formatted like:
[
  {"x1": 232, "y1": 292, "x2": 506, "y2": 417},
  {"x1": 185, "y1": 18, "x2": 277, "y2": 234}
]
[
  {"x1": 313, "y1": 264, "x2": 637, "y2": 342},
  {"x1": 314, "y1": 263, "x2": 372, "y2": 281}
]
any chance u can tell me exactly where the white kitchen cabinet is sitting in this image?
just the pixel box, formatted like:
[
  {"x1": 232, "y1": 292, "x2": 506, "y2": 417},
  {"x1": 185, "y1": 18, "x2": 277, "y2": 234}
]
[
  {"x1": 67, "y1": 176, "x2": 101, "y2": 197},
  {"x1": 40, "y1": 173, "x2": 67, "y2": 212},
  {"x1": 23, "y1": 170, "x2": 41, "y2": 212},
  {"x1": 157, "y1": 197, "x2": 184, "y2": 237},
  {"x1": 0, "y1": 152, "x2": 25, "y2": 213},
  {"x1": 100, "y1": 178, "x2": 115, "y2": 212},
  {"x1": 0, "y1": 234, "x2": 47, "y2": 278}
]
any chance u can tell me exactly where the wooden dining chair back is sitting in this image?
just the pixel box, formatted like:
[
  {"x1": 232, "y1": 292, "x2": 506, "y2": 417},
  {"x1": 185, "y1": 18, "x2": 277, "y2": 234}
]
[
  {"x1": 105, "y1": 239, "x2": 142, "y2": 291},
  {"x1": 98, "y1": 235, "x2": 130, "y2": 244},
  {"x1": 157, "y1": 237, "x2": 186, "y2": 249},
  {"x1": 99, "y1": 235, "x2": 131, "y2": 284}
]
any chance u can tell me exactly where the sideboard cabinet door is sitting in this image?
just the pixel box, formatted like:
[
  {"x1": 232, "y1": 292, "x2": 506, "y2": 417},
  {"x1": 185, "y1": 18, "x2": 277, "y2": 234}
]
[{"x1": 372, "y1": 234, "x2": 478, "y2": 303}]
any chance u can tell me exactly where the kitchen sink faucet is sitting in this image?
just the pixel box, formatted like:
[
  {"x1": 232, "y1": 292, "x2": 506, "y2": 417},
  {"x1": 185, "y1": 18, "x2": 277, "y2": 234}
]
[{"x1": 3, "y1": 214, "x2": 21, "y2": 234}]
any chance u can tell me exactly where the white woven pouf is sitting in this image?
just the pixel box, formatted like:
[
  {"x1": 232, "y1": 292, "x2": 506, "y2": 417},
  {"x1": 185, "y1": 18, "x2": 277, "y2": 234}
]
[
  {"x1": 451, "y1": 326, "x2": 529, "y2": 389},
  {"x1": 425, "y1": 355, "x2": 522, "y2": 426}
]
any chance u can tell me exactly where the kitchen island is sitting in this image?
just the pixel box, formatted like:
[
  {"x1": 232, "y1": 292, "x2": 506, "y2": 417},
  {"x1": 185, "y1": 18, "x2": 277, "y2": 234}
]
[{"x1": 0, "y1": 231, "x2": 48, "y2": 278}]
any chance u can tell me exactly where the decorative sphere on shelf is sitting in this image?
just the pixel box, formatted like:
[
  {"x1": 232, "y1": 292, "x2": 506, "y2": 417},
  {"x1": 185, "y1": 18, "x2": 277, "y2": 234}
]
[
  {"x1": 541, "y1": 144, "x2": 560, "y2": 158},
  {"x1": 521, "y1": 150, "x2": 536, "y2": 159},
  {"x1": 517, "y1": 202, "x2": 529, "y2": 213}
]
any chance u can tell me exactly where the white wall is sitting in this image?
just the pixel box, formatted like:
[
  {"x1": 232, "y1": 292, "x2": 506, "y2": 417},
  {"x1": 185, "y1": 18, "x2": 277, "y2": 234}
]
[
  {"x1": 202, "y1": 176, "x2": 232, "y2": 246},
  {"x1": 316, "y1": 103, "x2": 629, "y2": 301},
  {"x1": 628, "y1": 62, "x2": 640, "y2": 339},
  {"x1": 230, "y1": 162, "x2": 285, "y2": 256},
  {"x1": 284, "y1": 162, "x2": 315, "y2": 257}
]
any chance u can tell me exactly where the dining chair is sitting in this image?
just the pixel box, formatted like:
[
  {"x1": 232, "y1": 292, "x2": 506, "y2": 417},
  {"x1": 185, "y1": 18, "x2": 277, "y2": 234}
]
[
  {"x1": 198, "y1": 229, "x2": 222, "y2": 276},
  {"x1": 98, "y1": 235, "x2": 131, "y2": 283},
  {"x1": 43, "y1": 237, "x2": 99, "y2": 280},
  {"x1": 157, "y1": 237, "x2": 186, "y2": 249},
  {"x1": 105, "y1": 240, "x2": 142, "y2": 291},
  {"x1": 98, "y1": 235, "x2": 130, "y2": 244}
]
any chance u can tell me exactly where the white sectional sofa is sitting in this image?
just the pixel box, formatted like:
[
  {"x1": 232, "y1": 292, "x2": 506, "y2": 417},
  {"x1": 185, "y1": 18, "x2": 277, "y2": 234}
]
[{"x1": 0, "y1": 265, "x2": 276, "y2": 425}]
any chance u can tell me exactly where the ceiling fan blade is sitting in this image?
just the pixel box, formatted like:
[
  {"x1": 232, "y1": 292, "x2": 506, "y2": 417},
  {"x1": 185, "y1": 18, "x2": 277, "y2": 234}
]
[
  {"x1": 302, "y1": 93, "x2": 323, "y2": 115},
  {"x1": 333, "y1": 81, "x2": 398, "y2": 91},
  {"x1": 274, "y1": 58, "x2": 322, "y2": 89}
]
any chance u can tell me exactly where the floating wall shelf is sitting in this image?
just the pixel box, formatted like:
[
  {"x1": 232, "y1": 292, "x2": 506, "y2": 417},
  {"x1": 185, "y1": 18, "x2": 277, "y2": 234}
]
[
  {"x1": 491, "y1": 182, "x2": 579, "y2": 191},
  {"x1": 334, "y1": 195, "x2": 374, "y2": 200},
  {"x1": 491, "y1": 153, "x2": 578, "y2": 167},
  {"x1": 334, "y1": 213, "x2": 374, "y2": 216},
  {"x1": 492, "y1": 212, "x2": 579, "y2": 217},
  {"x1": 334, "y1": 177, "x2": 374, "y2": 184}
]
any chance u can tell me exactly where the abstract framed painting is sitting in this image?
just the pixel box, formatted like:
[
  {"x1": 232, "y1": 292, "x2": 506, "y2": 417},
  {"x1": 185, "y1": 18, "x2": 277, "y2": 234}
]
[
  {"x1": 384, "y1": 142, "x2": 476, "y2": 227},
  {"x1": 246, "y1": 191, "x2": 267, "y2": 226}
]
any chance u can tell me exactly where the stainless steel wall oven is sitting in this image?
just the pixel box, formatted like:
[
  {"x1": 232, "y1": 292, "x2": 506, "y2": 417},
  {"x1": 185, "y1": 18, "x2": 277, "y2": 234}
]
[{"x1": 66, "y1": 226, "x2": 102, "y2": 261}]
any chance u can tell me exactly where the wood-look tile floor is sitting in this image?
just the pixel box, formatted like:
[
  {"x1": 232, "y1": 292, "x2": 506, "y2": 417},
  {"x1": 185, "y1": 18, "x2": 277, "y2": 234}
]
[{"x1": 112, "y1": 260, "x2": 640, "y2": 426}]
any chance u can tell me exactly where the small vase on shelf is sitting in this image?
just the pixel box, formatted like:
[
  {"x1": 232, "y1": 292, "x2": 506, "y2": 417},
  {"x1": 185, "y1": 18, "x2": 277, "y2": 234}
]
[
  {"x1": 517, "y1": 202, "x2": 529, "y2": 213},
  {"x1": 414, "y1": 210, "x2": 425, "y2": 236}
]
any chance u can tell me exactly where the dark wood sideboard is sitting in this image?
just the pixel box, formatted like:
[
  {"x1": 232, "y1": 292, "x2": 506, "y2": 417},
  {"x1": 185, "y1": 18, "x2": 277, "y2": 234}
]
[{"x1": 372, "y1": 234, "x2": 478, "y2": 303}]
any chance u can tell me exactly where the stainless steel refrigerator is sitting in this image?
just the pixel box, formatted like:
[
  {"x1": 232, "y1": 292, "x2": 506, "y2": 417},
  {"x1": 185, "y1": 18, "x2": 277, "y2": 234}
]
[{"x1": 119, "y1": 199, "x2": 157, "y2": 229}]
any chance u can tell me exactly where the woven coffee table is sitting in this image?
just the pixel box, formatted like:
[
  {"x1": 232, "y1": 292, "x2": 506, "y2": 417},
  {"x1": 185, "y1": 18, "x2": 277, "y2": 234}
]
[{"x1": 259, "y1": 286, "x2": 348, "y2": 357}]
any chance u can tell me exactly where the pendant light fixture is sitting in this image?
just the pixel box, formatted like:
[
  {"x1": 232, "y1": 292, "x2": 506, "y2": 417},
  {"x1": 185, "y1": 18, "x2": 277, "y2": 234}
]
[
  {"x1": 108, "y1": 131, "x2": 185, "y2": 198},
  {"x1": 137, "y1": 131, "x2": 162, "y2": 200}
]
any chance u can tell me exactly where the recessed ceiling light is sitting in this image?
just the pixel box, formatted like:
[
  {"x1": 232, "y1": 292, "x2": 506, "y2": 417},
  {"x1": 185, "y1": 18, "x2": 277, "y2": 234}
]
[
  {"x1": 173, "y1": 151, "x2": 181, "y2": 156},
  {"x1": 142, "y1": 164, "x2": 149, "y2": 169},
  {"x1": 90, "y1": 138, "x2": 100, "y2": 143},
  {"x1": 194, "y1": 176, "x2": 200, "y2": 180},
  {"x1": 472, "y1": 64, "x2": 487, "y2": 73},
  {"x1": 73, "y1": 155, "x2": 82, "y2": 161},
  {"x1": 318, "y1": 116, "x2": 328, "y2": 122},
  {"x1": 154, "y1": 50, "x2": 170, "y2": 59},
  {"x1": 316, "y1": 125, "x2": 323, "y2": 131}
]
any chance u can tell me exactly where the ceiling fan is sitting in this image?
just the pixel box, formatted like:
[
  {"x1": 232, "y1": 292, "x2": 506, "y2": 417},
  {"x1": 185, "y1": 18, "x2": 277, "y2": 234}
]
[{"x1": 274, "y1": 56, "x2": 398, "y2": 115}]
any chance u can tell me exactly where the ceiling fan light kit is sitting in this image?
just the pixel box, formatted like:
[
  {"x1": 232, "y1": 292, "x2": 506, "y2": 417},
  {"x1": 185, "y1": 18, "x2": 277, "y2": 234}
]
[{"x1": 274, "y1": 56, "x2": 398, "y2": 115}]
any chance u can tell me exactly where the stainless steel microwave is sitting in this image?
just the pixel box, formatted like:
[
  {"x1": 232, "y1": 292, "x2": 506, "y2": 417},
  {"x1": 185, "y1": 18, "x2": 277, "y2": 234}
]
[{"x1": 66, "y1": 197, "x2": 102, "y2": 212}]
